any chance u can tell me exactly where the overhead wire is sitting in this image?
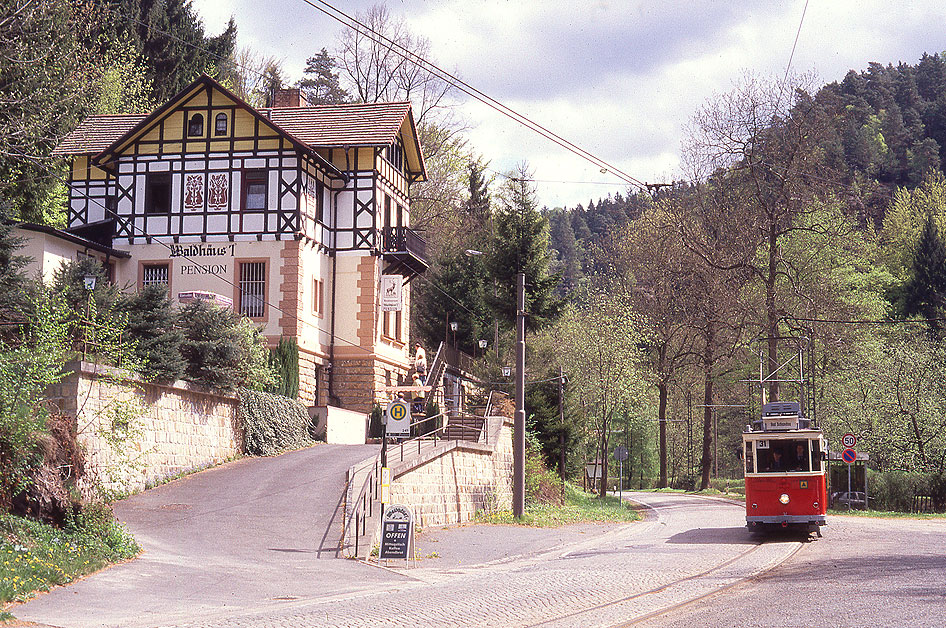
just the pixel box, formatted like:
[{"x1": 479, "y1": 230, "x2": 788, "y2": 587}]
[
  {"x1": 94, "y1": 0, "x2": 653, "y2": 193},
  {"x1": 299, "y1": 0, "x2": 651, "y2": 192}
]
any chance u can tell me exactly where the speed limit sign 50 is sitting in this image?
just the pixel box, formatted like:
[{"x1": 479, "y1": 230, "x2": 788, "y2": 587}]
[{"x1": 841, "y1": 433, "x2": 857, "y2": 449}]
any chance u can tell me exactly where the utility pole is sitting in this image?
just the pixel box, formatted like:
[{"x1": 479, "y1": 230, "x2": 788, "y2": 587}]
[
  {"x1": 514, "y1": 272, "x2": 526, "y2": 518},
  {"x1": 558, "y1": 366, "x2": 566, "y2": 501}
]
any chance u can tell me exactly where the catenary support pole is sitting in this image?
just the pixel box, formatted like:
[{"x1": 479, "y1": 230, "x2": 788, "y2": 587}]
[{"x1": 514, "y1": 272, "x2": 526, "y2": 518}]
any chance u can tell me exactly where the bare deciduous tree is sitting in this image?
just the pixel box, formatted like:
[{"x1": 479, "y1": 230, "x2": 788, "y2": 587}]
[{"x1": 682, "y1": 74, "x2": 844, "y2": 402}]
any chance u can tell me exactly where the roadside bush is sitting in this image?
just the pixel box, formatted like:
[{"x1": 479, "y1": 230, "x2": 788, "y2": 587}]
[
  {"x1": 237, "y1": 388, "x2": 312, "y2": 456},
  {"x1": 866, "y1": 469, "x2": 946, "y2": 512},
  {"x1": 0, "y1": 292, "x2": 71, "y2": 512},
  {"x1": 525, "y1": 431, "x2": 562, "y2": 506},
  {"x1": 267, "y1": 337, "x2": 299, "y2": 398}
]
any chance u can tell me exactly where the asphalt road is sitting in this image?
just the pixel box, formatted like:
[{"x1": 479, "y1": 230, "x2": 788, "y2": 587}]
[
  {"x1": 13, "y1": 443, "x2": 387, "y2": 628},
  {"x1": 13, "y1": 487, "x2": 800, "y2": 628},
  {"x1": 14, "y1": 456, "x2": 942, "y2": 628},
  {"x1": 633, "y1": 512, "x2": 946, "y2": 628}
]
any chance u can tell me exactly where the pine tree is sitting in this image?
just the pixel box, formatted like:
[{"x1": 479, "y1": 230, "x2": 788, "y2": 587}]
[
  {"x1": 299, "y1": 49, "x2": 351, "y2": 105},
  {"x1": 486, "y1": 166, "x2": 564, "y2": 332},
  {"x1": 119, "y1": 284, "x2": 185, "y2": 384},
  {"x1": 901, "y1": 213, "x2": 946, "y2": 336},
  {"x1": 464, "y1": 160, "x2": 491, "y2": 223},
  {"x1": 178, "y1": 300, "x2": 246, "y2": 389},
  {"x1": 0, "y1": 220, "x2": 33, "y2": 326},
  {"x1": 547, "y1": 210, "x2": 581, "y2": 295},
  {"x1": 413, "y1": 251, "x2": 492, "y2": 354}
]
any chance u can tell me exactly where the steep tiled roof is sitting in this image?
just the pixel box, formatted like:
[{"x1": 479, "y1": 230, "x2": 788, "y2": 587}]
[
  {"x1": 52, "y1": 114, "x2": 146, "y2": 156},
  {"x1": 265, "y1": 102, "x2": 413, "y2": 147}
]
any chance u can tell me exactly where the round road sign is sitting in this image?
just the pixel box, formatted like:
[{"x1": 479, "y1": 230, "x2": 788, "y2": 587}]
[
  {"x1": 841, "y1": 448, "x2": 857, "y2": 464},
  {"x1": 389, "y1": 401, "x2": 408, "y2": 420},
  {"x1": 841, "y1": 433, "x2": 857, "y2": 449},
  {"x1": 614, "y1": 445, "x2": 628, "y2": 462}
]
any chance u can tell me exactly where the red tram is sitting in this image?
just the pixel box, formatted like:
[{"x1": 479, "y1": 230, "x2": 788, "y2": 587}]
[{"x1": 743, "y1": 401, "x2": 827, "y2": 534}]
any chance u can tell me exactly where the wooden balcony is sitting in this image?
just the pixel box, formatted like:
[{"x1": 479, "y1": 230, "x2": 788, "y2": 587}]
[{"x1": 380, "y1": 226, "x2": 428, "y2": 279}]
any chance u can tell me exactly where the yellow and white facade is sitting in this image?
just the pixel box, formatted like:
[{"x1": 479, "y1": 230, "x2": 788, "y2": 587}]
[{"x1": 54, "y1": 75, "x2": 428, "y2": 415}]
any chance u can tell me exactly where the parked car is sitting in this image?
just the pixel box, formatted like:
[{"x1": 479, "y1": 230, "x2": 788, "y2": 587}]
[{"x1": 831, "y1": 491, "x2": 871, "y2": 508}]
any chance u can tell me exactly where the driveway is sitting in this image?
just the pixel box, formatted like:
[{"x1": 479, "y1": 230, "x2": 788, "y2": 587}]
[{"x1": 13, "y1": 444, "x2": 393, "y2": 628}]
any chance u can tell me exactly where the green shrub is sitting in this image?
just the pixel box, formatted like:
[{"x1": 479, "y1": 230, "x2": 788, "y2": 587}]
[
  {"x1": 119, "y1": 284, "x2": 184, "y2": 384},
  {"x1": 267, "y1": 337, "x2": 299, "y2": 398},
  {"x1": 237, "y1": 388, "x2": 312, "y2": 456},
  {"x1": 178, "y1": 301, "x2": 274, "y2": 391},
  {"x1": 525, "y1": 431, "x2": 562, "y2": 506},
  {"x1": 368, "y1": 403, "x2": 383, "y2": 439}
]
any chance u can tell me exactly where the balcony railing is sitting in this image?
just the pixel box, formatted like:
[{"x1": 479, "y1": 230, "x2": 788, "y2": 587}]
[{"x1": 380, "y1": 227, "x2": 428, "y2": 277}]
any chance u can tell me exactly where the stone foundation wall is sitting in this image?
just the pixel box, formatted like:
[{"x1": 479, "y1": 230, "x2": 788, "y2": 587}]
[
  {"x1": 388, "y1": 420, "x2": 514, "y2": 527},
  {"x1": 47, "y1": 362, "x2": 242, "y2": 495}
]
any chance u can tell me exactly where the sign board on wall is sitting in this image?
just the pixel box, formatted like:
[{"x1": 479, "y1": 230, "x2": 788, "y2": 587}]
[{"x1": 380, "y1": 275, "x2": 403, "y2": 311}]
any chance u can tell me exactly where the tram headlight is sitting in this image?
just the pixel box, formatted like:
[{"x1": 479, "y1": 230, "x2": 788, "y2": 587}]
[{"x1": 779, "y1": 493, "x2": 790, "y2": 505}]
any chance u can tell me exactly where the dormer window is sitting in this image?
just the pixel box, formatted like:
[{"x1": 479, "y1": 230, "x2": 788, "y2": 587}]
[
  {"x1": 187, "y1": 113, "x2": 204, "y2": 137},
  {"x1": 214, "y1": 113, "x2": 228, "y2": 136}
]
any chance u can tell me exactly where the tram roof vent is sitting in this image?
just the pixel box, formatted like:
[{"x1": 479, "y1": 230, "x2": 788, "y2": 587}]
[{"x1": 762, "y1": 401, "x2": 801, "y2": 417}]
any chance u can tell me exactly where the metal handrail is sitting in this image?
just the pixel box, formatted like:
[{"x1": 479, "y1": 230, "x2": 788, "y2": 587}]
[
  {"x1": 343, "y1": 455, "x2": 379, "y2": 557},
  {"x1": 344, "y1": 406, "x2": 495, "y2": 555}
]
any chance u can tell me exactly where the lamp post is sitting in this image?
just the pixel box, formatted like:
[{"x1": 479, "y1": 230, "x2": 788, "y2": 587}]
[{"x1": 449, "y1": 320, "x2": 458, "y2": 351}]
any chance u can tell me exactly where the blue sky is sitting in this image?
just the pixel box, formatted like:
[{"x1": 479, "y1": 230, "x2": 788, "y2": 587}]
[{"x1": 193, "y1": 0, "x2": 946, "y2": 208}]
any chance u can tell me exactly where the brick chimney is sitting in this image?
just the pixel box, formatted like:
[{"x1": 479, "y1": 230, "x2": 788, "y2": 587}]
[{"x1": 273, "y1": 88, "x2": 308, "y2": 108}]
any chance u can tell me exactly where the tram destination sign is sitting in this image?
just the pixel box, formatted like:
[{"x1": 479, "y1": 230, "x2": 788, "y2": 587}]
[{"x1": 762, "y1": 417, "x2": 800, "y2": 431}]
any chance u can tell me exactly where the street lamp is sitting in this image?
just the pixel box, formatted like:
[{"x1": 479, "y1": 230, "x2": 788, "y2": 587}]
[{"x1": 82, "y1": 274, "x2": 97, "y2": 291}]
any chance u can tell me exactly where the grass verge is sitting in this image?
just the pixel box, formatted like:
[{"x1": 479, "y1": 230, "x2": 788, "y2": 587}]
[
  {"x1": 0, "y1": 506, "x2": 140, "y2": 605},
  {"x1": 478, "y1": 484, "x2": 641, "y2": 526},
  {"x1": 827, "y1": 508, "x2": 946, "y2": 519}
]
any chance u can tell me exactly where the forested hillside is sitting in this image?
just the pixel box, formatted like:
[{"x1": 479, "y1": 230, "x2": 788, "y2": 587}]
[{"x1": 542, "y1": 54, "x2": 946, "y2": 496}]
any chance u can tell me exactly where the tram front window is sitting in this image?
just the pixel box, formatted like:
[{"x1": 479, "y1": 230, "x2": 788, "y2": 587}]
[{"x1": 757, "y1": 439, "x2": 810, "y2": 472}]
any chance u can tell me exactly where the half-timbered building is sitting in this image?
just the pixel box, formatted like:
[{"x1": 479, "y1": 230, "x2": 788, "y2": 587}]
[{"x1": 53, "y1": 75, "x2": 428, "y2": 416}]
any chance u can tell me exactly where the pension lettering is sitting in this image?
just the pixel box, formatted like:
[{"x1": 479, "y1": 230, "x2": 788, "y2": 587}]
[{"x1": 181, "y1": 264, "x2": 228, "y2": 275}]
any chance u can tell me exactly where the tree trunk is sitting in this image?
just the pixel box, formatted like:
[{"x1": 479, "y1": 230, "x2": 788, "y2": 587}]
[
  {"x1": 699, "y1": 375, "x2": 714, "y2": 491},
  {"x1": 598, "y1": 419, "x2": 610, "y2": 498},
  {"x1": 657, "y1": 380, "x2": 668, "y2": 488},
  {"x1": 766, "y1": 221, "x2": 780, "y2": 402},
  {"x1": 699, "y1": 321, "x2": 716, "y2": 491}
]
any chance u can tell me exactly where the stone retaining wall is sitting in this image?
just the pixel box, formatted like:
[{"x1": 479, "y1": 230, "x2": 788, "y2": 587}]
[
  {"x1": 47, "y1": 362, "x2": 242, "y2": 495},
  {"x1": 388, "y1": 419, "x2": 513, "y2": 527}
]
